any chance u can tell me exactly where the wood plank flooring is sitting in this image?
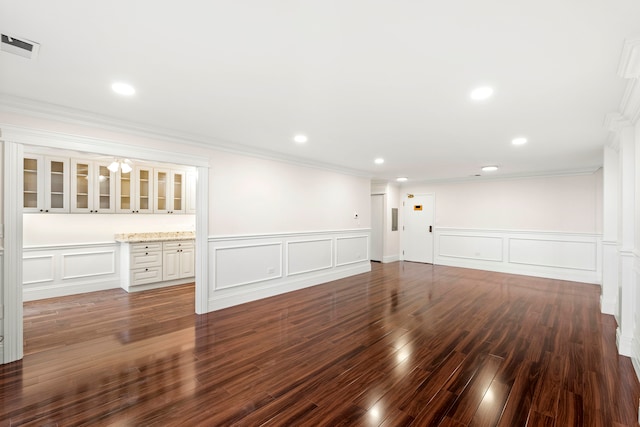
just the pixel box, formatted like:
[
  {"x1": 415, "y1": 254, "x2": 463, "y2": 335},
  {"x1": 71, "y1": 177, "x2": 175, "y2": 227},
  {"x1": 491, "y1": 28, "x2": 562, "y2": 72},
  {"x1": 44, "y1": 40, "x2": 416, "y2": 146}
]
[{"x1": 2, "y1": 262, "x2": 639, "y2": 426}]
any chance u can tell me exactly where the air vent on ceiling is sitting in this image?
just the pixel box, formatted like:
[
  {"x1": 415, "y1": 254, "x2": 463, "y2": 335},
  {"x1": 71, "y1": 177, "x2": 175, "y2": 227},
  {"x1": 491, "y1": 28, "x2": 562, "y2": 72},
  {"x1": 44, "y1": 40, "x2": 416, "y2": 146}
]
[{"x1": 1, "y1": 34, "x2": 40, "y2": 59}]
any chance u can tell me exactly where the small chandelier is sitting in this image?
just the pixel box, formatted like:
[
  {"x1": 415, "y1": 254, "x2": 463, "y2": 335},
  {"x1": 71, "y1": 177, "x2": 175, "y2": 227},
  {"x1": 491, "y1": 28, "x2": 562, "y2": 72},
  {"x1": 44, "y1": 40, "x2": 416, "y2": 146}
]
[{"x1": 108, "y1": 159, "x2": 133, "y2": 173}]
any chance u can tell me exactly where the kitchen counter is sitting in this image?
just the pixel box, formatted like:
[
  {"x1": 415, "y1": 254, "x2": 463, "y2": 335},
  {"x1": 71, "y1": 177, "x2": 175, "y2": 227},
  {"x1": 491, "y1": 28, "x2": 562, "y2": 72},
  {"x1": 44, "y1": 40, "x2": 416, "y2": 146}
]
[{"x1": 115, "y1": 231, "x2": 195, "y2": 243}]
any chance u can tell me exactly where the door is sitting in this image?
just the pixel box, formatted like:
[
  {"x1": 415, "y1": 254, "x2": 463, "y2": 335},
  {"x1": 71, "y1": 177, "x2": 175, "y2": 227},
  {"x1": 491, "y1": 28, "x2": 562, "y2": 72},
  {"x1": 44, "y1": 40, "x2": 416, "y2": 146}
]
[
  {"x1": 403, "y1": 194, "x2": 434, "y2": 263},
  {"x1": 370, "y1": 194, "x2": 384, "y2": 262}
]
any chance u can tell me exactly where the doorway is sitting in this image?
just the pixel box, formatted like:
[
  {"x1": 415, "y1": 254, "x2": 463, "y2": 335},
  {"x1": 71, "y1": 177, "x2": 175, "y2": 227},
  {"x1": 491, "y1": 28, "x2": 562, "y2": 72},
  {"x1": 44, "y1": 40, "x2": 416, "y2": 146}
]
[
  {"x1": 3, "y1": 131, "x2": 210, "y2": 365},
  {"x1": 370, "y1": 194, "x2": 384, "y2": 262},
  {"x1": 403, "y1": 193, "x2": 434, "y2": 264}
]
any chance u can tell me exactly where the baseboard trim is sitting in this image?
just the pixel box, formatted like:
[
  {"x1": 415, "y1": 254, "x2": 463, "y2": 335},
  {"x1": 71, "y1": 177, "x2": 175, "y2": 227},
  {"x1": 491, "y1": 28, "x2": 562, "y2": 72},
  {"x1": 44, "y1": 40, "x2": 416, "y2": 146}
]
[
  {"x1": 600, "y1": 296, "x2": 617, "y2": 315},
  {"x1": 23, "y1": 278, "x2": 120, "y2": 301},
  {"x1": 382, "y1": 255, "x2": 400, "y2": 263},
  {"x1": 617, "y1": 328, "x2": 634, "y2": 357}
]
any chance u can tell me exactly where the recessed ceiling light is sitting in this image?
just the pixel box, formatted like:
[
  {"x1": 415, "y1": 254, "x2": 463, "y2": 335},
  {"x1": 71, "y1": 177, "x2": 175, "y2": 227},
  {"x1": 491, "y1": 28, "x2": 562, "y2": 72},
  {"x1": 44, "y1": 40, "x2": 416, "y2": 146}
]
[
  {"x1": 396, "y1": 177, "x2": 408, "y2": 182},
  {"x1": 374, "y1": 158, "x2": 384, "y2": 165},
  {"x1": 111, "y1": 82, "x2": 135, "y2": 96},
  {"x1": 293, "y1": 135, "x2": 308, "y2": 143},
  {"x1": 470, "y1": 86, "x2": 494, "y2": 101},
  {"x1": 512, "y1": 137, "x2": 527, "y2": 145},
  {"x1": 481, "y1": 165, "x2": 498, "y2": 172}
]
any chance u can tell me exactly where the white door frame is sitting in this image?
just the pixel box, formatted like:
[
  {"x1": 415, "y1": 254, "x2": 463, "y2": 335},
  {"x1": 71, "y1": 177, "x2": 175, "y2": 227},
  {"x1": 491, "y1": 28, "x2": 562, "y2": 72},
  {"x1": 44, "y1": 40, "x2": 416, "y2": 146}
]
[
  {"x1": 401, "y1": 192, "x2": 435, "y2": 263},
  {"x1": 1, "y1": 125, "x2": 210, "y2": 364}
]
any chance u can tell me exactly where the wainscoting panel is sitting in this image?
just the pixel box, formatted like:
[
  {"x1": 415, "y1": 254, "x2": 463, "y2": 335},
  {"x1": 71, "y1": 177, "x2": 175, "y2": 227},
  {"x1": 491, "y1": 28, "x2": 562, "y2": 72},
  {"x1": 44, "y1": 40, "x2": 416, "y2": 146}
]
[
  {"x1": 214, "y1": 243, "x2": 282, "y2": 290},
  {"x1": 336, "y1": 235, "x2": 369, "y2": 267},
  {"x1": 62, "y1": 251, "x2": 116, "y2": 279},
  {"x1": 23, "y1": 255, "x2": 55, "y2": 285},
  {"x1": 287, "y1": 239, "x2": 333, "y2": 276},
  {"x1": 433, "y1": 228, "x2": 601, "y2": 284},
  {"x1": 208, "y1": 229, "x2": 371, "y2": 311},
  {"x1": 438, "y1": 234, "x2": 503, "y2": 262},
  {"x1": 23, "y1": 243, "x2": 121, "y2": 301}
]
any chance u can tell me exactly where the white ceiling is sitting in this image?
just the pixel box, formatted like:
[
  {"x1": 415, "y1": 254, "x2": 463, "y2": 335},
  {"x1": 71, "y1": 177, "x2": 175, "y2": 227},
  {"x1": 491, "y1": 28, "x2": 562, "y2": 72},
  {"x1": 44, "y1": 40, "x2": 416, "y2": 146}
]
[{"x1": 1, "y1": 1, "x2": 638, "y2": 182}]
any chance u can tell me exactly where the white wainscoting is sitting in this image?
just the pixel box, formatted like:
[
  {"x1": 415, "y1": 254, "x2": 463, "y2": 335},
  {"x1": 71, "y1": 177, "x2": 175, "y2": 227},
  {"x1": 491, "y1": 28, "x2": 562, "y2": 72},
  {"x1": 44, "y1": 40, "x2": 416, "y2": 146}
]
[
  {"x1": 633, "y1": 251, "x2": 640, "y2": 382},
  {"x1": 0, "y1": 250, "x2": 3, "y2": 361},
  {"x1": 23, "y1": 242, "x2": 120, "y2": 301},
  {"x1": 433, "y1": 228, "x2": 602, "y2": 284},
  {"x1": 208, "y1": 229, "x2": 371, "y2": 311}
]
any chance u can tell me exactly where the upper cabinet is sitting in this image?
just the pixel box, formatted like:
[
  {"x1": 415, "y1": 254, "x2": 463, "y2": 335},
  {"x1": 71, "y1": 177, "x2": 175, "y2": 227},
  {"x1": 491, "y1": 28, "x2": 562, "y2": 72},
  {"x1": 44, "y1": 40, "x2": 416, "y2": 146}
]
[
  {"x1": 23, "y1": 155, "x2": 69, "y2": 213},
  {"x1": 70, "y1": 160, "x2": 115, "y2": 213},
  {"x1": 154, "y1": 169, "x2": 185, "y2": 214},
  {"x1": 24, "y1": 152, "x2": 195, "y2": 215},
  {"x1": 116, "y1": 166, "x2": 154, "y2": 213}
]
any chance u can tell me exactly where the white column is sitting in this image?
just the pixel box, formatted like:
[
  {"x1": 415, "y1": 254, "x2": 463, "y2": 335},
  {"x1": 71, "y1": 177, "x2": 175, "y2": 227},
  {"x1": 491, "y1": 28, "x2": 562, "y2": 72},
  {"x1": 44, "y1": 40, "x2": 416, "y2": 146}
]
[
  {"x1": 601, "y1": 143, "x2": 620, "y2": 315},
  {"x1": 2, "y1": 140, "x2": 24, "y2": 364},
  {"x1": 617, "y1": 126, "x2": 636, "y2": 357}
]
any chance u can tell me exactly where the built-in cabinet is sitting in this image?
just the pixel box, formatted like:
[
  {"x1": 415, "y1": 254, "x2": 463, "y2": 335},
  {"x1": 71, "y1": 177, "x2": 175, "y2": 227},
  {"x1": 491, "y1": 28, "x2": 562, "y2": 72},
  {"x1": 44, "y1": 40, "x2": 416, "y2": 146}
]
[
  {"x1": 163, "y1": 241, "x2": 195, "y2": 280},
  {"x1": 70, "y1": 159, "x2": 116, "y2": 213},
  {"x1": 116, "y1": 166, "x2": 154, "y2": 213},
  {"x1": 120, "y1": 239, "x2": 195, "y2": 292},
  {"x1": 154, "y1": 169, "x2": 185, "y2": 214},
  {"x1": 23, "y1": 155, "x2": 69, "y2": 213},
  {"x1": 24, "y1": 152, "x2": 195, "y2": 214}
]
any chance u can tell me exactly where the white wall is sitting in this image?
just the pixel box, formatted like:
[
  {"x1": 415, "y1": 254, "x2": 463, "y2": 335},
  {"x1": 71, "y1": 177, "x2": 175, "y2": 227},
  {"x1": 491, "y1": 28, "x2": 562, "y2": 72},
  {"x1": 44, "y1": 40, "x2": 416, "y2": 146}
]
[
  {"x1": 23, "y1": 214, "x2": 195, "y2": 246},
  {"x1": 403, "y1": 173, "x2": 601, "y2": 233},
  {"x1": 209, "y1": 150, "x2": 371, "y2": 235}
]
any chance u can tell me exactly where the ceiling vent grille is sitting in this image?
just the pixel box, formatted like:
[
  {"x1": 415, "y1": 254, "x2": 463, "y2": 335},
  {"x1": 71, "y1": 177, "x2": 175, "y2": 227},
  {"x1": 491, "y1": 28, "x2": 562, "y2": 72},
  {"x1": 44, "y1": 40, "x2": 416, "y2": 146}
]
[{"x1": 1, "y1": 34, "x2": 39, "y2": 59}]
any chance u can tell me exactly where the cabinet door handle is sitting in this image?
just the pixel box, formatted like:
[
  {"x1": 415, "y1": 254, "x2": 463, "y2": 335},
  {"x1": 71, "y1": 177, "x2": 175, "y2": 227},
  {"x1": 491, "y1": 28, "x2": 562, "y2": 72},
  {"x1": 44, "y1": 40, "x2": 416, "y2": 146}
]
[{"x1": 145, "y1": 268, "x2": 149, "y2": 271}]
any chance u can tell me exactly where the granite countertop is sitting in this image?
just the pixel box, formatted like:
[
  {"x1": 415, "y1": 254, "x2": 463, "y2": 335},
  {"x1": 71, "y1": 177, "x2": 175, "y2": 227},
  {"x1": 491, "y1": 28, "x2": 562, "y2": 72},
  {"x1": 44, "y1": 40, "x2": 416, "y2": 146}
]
[{"x1": 115, "y1": 231, "x2": 196, "y2": 243}]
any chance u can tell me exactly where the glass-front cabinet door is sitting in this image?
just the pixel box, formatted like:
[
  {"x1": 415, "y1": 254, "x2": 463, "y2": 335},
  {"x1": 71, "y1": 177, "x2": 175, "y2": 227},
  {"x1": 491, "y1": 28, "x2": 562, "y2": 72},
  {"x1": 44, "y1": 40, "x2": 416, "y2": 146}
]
[
  {"x1": 47, "y1": 158, "x2": 68, "y2": 212},
  {"x1": 71, "y1": 160, "x2": 114, "y2": 213},
  {"x1": 24, "y1": 154, "x2": 69, "y2": 213},
  {"x1": 71, "y1": 160, "x2": 92, "y2": 212},
  {"x1": 95, "y1": 162, "x2": 115, "y2": 213},
  {"x1": 23, "y1": 155, "x2": 43, "y2": 212},
  {"x1": 154, "y1": 168, "x2": 169, "y2": 213},
  {"x1": 136, "y1": 167, "x2": 153, "y2": 213},
  {"x1": 172, "y1": 170, "x2": 185, "y2": 213}
]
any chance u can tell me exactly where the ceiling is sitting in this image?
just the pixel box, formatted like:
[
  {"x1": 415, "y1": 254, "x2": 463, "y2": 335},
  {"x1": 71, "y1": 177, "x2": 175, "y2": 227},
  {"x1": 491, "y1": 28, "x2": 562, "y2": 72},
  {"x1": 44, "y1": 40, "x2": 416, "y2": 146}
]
[{"x1": 1, "y1": 1, "x2": 638, "y2": 182}]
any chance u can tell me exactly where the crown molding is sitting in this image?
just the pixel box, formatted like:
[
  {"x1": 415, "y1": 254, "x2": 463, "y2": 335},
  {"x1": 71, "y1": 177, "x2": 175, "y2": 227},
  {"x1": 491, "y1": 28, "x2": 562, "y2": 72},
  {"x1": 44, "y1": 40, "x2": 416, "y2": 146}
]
[
  {"x1": 618, "y1": 36, "x2": 640, "y2": 78},
  {"x1": 399, "y1": 166, "x2": 602, "y2": 186},
  {"x1": 0, "y1": 94, "x2": 372, "y2": 178},
  {"x1": 604, "y1": 111, "x2": 633, "y2": 133},
  {"x1": 619, "y1": 78, "x2": 640, "y2": 125}
]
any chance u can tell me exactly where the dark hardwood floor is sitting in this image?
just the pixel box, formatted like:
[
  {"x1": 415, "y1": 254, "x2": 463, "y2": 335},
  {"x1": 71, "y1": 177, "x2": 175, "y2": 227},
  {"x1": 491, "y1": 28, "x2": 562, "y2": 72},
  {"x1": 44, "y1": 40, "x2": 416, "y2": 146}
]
[{"x1": 2, "y1": 262, "x2": 639, "y2": 426}]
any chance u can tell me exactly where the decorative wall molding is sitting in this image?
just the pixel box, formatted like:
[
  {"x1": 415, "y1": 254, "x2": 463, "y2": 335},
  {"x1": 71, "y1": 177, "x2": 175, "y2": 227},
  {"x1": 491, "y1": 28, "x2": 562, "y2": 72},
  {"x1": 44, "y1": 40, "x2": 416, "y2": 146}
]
[
  {"x1": 207, "y1": 229, "x2": 371, "y2": 311},
  {"x1": 286, "y1": 238, "x2": 333, "y2": 276},
  {"x1": 0, "y1": 99, "x2": 370, "y2": 178},
  {"x1": 22, "y1": 243, "x2": 121, "y2": 301},
  {"x1": 617, "y1": 36, "x2": 640, "y2": 78},
  {"x1": 433, "y1": 228, "x2": 601, "y2": 284}
]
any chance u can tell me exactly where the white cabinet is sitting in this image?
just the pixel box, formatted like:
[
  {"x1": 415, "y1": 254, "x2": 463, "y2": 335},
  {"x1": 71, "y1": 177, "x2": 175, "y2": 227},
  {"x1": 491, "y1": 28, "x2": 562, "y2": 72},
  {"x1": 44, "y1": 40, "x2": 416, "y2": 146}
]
[
  {"x1": 163, "y1": 241, "x2": 195, "y2": 281},
  {"x1": 23, "y1": 154, "x2": 69, "y2": 213},
  {"x1": 116, "y1": 166, "x2": 154, "y2": 213},
  {"x1": 120, "y1": 239, "x2": 194, "y2": 292},
  {"x1": 154, "y1": 169, "x2": 186, "y2": 214},
  {"x1": 70, "y1": 160, "x2": 115, "y2": 213}
]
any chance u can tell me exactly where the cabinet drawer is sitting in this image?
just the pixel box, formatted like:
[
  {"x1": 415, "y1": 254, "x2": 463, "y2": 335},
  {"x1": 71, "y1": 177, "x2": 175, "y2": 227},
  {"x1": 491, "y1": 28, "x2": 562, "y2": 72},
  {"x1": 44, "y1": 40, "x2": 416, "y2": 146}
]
[
  {"x1": 131, "y1": 267, "x2": 163, "y2": 286},
  {"x1": 131, "y1": 242, "x2": 163, "y2": 253},
  {"x1": 130, "y1": 250, "x2": 162, "y2": 268},
  {"x1": 163, "y1": 240, "x2": 194, "y2": 251}
]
